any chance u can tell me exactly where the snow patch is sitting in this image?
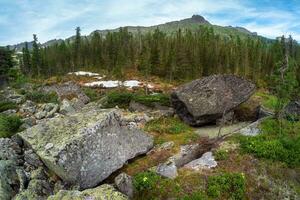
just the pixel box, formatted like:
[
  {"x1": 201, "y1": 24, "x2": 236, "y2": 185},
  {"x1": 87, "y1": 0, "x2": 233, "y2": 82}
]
[
  {"x1": 68, "y1": 71, "x2": 100, "y2": 76},
  {"x1": 84, "y1": 80, "x2": 122, "y2": 88},
  {"x1": 123, "y1": 80, "x2": 141, "y2": 88},
  {"x1": 84, "y1": 80, "x2": 142, "y2": 88}
]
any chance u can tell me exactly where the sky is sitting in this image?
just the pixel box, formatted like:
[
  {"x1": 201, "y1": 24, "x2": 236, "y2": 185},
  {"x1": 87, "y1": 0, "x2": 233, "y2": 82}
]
[{"x1": 0, "y1": 0, "x2": 300, "y2": 45}]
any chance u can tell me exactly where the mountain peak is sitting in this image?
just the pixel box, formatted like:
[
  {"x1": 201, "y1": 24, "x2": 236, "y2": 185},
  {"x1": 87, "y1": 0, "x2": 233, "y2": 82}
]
[{"x1": 189, "y1": 15, "x2": 210, "y2": 24}]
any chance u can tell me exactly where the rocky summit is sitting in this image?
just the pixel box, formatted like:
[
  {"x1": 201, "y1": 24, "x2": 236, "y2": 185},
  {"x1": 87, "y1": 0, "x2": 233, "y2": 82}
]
[
  {"x1": 18, "y1": 105, "x2": 153, "y2": 189},
  {"x1": 171, "y1": 75, "x2": 256, "y2": 126}
]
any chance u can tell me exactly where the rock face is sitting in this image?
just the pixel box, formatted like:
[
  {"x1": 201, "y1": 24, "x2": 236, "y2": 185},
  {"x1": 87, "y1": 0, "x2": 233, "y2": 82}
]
[
  {"x1": 0, "y1": 138, "x2": 25, "y2": 200},
  {"x1": 171, "y1": 75, "x2": 255, "y2": 126},
  {"x1": 18, "y1": 107, "x2": 153, "y2": 189},
  {"x1": 48, "y1": 184, "x2": 128, "y2": 200}
]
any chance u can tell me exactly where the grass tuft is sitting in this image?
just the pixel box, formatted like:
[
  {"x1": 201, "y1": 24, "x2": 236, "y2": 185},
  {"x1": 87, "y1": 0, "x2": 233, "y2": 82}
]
[
  {"x1": 25, "y1": 91, "x2": 58, "y2": 103},
  {"x1": 0, "y1": 101, "x2": 17, "y2": 112},
  {"x1": 0, "y1": 114, "x2": 22, "y2": 138},
  {"x1": 145, "y1": 117, "x2": 192, "y2": 135}
]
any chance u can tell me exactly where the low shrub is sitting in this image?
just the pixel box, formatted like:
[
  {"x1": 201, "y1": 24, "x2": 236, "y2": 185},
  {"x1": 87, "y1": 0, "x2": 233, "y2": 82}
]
[
  {"x1": 0, "y1": 114, "x2": 22, "y2": 138},
  {"x1": 238, "y1": 118, "x2": 300, "y2": 167},
  {"x1": 105, "y1": 91, "x2": 134, "y2": 108},
  {"x1": 133, "y1": 93, "x2": 170, "y2": 107},
  {"x1": 25, "y1": 91, "x2": 58, "y2": 103},
  {"x1": 0, "y1": 101, "x2": 17, "y2": 112},
  {"x1": 180, "y1": 191, "x2": 208, "y2": 200},
  {"x1": 133, "y1": 171, "x2": 161, "y2": 191},
  {"x1": 145, "y1": 117, "x2": 192, "y2": 134},
  {"x1": 104, "y1": 90, "x2": 170, "y2": 108},
  {"x1": 214, "y1": 149, "x2": 229, "y2": 161},
  {"x1": 83, "y1": 88, "x2": 103, "y2": 102},
  {"x1": 207, "y1": 172, "x2": 246, "y2": 200}
]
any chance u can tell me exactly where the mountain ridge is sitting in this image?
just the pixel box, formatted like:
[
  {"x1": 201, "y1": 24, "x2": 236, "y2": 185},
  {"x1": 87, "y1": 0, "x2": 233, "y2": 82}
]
[{"x1": 7, "y1": 15, "x2": 261, "y2": 51}]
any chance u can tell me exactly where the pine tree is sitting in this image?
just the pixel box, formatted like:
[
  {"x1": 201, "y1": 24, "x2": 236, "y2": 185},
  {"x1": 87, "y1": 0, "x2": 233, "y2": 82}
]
[
  {"x1": 22, "y1": 42, "x2": 31, "y2": 75},
  {"x1": 31, "y1": 34, "x2": 41, "y2": 77}
]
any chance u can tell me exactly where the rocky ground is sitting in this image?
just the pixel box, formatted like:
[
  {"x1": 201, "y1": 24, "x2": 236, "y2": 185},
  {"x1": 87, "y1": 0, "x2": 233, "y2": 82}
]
[{"x1": 0, "y1": 73, "x2": 299, "y2": 200}]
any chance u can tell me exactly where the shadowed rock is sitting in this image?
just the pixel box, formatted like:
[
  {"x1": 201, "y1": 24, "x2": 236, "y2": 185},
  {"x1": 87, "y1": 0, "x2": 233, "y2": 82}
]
[{"x1": 171, "y1": 75, "x2": 255, "y2": 126}]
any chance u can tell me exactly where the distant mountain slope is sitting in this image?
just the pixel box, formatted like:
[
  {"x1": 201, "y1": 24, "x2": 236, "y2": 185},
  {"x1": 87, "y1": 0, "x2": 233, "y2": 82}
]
[
  {"x1": 7, "y1": 39, "x2": 63, "y2": 52},
  {"x1": 92, "y1": 15, "x2": 257, "y2": 38},
  {"x1": 7, "y1": 15, "x2": 263, "y2": 51}
]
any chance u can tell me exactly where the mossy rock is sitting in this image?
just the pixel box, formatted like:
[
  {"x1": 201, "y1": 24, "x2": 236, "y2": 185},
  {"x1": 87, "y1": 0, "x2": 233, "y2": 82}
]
[{"x1": 47, "y1": 184, "x2": 128, "y2": 200}]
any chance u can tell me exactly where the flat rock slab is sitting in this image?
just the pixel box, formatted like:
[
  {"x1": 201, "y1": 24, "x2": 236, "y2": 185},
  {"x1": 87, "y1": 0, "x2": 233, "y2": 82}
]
[
  {"x1": 18, "y1": 107, "x2": 153, "y2": 189},
  {"x1": 237, "y1": 118, "x2": 268, "y2": 136},
  {"x1": 184, "y1": 152, "x2": 217, "y2": 170},
  {"x1": 171, "y1": 75, "x2": 255, "y2": 126}
]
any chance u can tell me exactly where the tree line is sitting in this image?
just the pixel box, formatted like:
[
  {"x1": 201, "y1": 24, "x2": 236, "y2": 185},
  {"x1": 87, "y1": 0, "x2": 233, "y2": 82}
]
[{"x1": 20, "y1": 26, "x2": 300, "y2": 86}]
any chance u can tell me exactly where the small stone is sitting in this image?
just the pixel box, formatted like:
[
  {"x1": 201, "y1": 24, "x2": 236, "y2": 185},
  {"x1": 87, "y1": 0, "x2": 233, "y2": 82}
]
[
  {"x1": 237, "y1": 118, "x2": 266, "y2": 136},
  {"x1": 35, "y1": 111, "x2": 47, "y2": 120},
  {"x1": 24, "y1": 149, "x2": 43, "y2": 167},
  {"x1": 1, "y1": 109, "x2": 17, "y2": 115},
  {"x1": 156, "y1": 161, "x2": 178, "y2": 179},
  {"x1": 114, "y1": 173, "x2": 134, "y2": 198},
  {"x1": 45, "y1": 143, "x2": 54, "y2": 150}
]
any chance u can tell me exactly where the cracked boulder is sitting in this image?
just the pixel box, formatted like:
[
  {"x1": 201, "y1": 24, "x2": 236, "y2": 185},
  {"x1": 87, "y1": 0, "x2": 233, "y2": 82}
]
[
  {"x1": 171, "y1": 75, "x2": 255, "y2": 126},
  {"x1": 18, "y1": 107, "x2": 153, "y2": 189}
]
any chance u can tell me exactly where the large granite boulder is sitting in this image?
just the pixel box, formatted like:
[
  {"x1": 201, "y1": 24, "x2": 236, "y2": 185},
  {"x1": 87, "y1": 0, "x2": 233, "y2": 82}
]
[
  {"x1": 48, "y1": 184, "x2": 128, "y2": 200},
  {"x1": 18, "y1": 106, "x2": 153, "y2": 189},
  {"x1": 171, "y1": 75, "x2": 255, "y2": 126}
]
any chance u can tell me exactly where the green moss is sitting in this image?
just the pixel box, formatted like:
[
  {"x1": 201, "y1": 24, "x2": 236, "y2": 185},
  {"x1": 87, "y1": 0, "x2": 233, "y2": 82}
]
[
  {"x1": 207, "y1": 172, "x2": 246, "y2": 200},
  {"x1": 255, "y1": 92, "x2": 283, "y2": 111},
  {"x1": 0, "y1": 114, "x2": 22, "y2": 138},
  {"x1": 0, "y1": 101, "x2": 17, "y2": 112},
  {"x1": 25, "y1": 91, "x2": 58, "y2": 103},
  {"x1": 145, "y1": 117, "x2": 192, "y2": 135},
  {"x1": 238, "y1": 118, "x2": 300, "y2": 167}
]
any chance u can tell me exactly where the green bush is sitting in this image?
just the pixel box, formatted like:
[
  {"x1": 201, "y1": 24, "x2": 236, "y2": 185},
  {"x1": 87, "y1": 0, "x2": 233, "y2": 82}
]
[
  {"x1": 0, "y1": 114, "x2": 22, "y2": 138},
  {"x1": 0, "y1": 101, "x2": 17, "y2": 112},
  {"x1": 238, "y1": 118, "x2": 300, "y2": 167},
  {"x1": 133, "y1": 93, "x2": 170, "y2": 107},
  {"x1": 83, "y1": 88, "x2": 102, "y2": 102},
  {"x1": 104, "y1": 91, "x2": 170, "y2": 109},
  {"x1": 207, "y1": 172, "x2": 246, "y2": 200},
  {"x1": 145, "y1": 117, "x2": 192, "y2": 134},
  {"x1": 105, "y1": 91, "x2": 134, "y2": 108},
  {"x1": 25, "y1": 91, "x2": 58, "y2": 103},
  {"x1": 133, "y1": 171, "x2": 161, "y2": 191},
  {"x1": 214, "y1": 150, "x2": 229, "y2": 161}
]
